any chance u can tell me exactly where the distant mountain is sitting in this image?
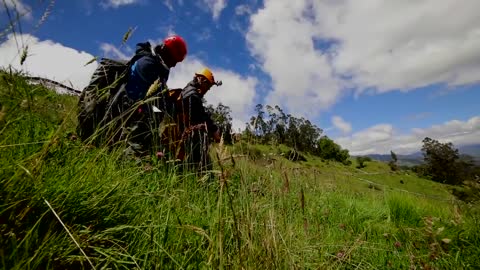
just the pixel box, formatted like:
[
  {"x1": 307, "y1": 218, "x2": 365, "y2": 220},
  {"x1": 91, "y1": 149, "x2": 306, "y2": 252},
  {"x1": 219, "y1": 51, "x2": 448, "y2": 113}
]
[
  {"x1": 365, "y1": 153, "x2": 423, "y2": 167},
  {"x1": 458, "y1": 144, "x2": 480, "y2": 158},
  {"x1": 364, "y1": 144, "x2": 480, "y2": 167}
]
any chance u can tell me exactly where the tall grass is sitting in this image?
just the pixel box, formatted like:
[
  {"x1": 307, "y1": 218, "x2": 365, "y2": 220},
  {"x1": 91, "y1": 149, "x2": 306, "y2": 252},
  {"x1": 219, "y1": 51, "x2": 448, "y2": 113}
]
[{"x1": 1, "y1": 71, "x2": 480, "y2": 269}]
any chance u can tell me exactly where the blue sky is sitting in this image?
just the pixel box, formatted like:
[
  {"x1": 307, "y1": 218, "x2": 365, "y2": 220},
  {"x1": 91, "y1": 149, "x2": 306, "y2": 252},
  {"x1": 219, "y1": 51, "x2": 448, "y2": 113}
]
[{"x1": 1, "y1": 0, "x2": 479, "y2": 155}]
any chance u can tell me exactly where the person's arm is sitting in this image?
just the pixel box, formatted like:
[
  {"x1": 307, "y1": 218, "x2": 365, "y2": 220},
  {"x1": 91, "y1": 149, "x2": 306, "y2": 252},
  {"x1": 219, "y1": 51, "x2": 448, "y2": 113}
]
[
  {"x1": 133, "y1": 57, "x2": 169, "y2": 98},
  {"x1": 189, "y1": 96, "x2": 219, "y2": 136}
]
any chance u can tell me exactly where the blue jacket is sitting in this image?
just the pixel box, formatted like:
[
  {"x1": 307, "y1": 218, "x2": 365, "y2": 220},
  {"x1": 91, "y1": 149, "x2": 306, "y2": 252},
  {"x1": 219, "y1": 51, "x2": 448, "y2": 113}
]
[{"x1": 125, "y1": 42, "x2": 170, "y2": 101}]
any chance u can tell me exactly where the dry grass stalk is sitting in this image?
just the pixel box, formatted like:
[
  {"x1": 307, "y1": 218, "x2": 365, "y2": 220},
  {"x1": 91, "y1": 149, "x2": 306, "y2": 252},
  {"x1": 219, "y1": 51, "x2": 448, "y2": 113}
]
[
  {"x1": 146, "y1": 78, "x2": 160, "y2": 97},
  {"x1": 0, "y1": 104, "x2": 6, "y2": 122},
  {"x1": 122, "y1": 26, "x2": 136, "y2": 45},
  {"x1": 299, "y1": 187, "x2": 305, "y2": 215},
  {"x1": 282, "y1": 170, "x2": 290, "y2": 193},
  {"x1": 299, "y1": 187, "x2": 309, "y2": 232},
  {"x1": 84, "y1": 56, "x2": 98, "y2": 67},
  {"x1": 453, "y1": 204, "x2": 462, "y2": 225},
  {"x1": 33, "y1": 0, "x2": 55, "y2": 33},
  {"x1": 20, "y1": 45, "x2": 28, "y2": 65}
]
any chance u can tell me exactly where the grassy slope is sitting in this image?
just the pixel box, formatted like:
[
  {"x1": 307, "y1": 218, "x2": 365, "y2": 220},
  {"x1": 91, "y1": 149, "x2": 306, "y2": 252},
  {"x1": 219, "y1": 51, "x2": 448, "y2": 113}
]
[{"x1": 1, "y1": 72, "x2": 479, "y2": 269}]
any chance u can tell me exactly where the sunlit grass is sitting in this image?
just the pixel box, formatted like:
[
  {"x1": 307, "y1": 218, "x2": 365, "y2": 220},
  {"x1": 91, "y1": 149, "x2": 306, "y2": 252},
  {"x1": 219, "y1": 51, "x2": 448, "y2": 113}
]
[{"x1": 1, "y1": 71, "x2": 479, "y2": 269}]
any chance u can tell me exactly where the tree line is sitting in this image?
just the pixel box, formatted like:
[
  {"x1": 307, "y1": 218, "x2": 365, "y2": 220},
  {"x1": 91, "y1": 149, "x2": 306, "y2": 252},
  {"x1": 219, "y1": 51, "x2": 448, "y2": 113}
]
[
  {"x1": 205, "y1": 103, "x2": 350, "y2": 164},
  {"x1": 385, "y1": 137, "x2": 480, "y2": 202},
  {"x1": 206, "y1": 102, "x2": 478, "y2": 200}
]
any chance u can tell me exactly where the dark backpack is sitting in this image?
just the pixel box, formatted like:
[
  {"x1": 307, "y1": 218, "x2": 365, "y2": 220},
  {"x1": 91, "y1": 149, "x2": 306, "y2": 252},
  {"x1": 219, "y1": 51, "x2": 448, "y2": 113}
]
[{"x1": 76, "y1": 44, "x2": 154, "y2": 144}]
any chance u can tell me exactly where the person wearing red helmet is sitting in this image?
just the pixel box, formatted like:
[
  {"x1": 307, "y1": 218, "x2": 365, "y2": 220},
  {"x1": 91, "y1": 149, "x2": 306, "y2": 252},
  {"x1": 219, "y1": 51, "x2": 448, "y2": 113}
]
[
  {"x1": 161, "y1": 35, "x2": 188, "y2": 67},
  {"x1": 120, "y1": 35, "x2": 188, "y2": 157},
  {"x1": 125, "y1": 35, "x2": 187, "y2": 101}
]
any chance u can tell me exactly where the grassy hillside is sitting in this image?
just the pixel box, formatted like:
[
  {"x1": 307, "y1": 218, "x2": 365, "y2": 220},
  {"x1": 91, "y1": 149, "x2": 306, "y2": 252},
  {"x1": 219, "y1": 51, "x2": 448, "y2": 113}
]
[{"x1": 1, "y1": 72, "x2": 479, "y2": 269}]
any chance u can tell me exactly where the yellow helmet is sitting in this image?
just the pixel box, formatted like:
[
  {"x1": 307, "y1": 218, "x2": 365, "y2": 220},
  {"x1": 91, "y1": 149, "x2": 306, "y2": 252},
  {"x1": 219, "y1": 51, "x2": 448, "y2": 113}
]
[{"x1": 195, "y1": 68, "x2": 215, "y2": 84}]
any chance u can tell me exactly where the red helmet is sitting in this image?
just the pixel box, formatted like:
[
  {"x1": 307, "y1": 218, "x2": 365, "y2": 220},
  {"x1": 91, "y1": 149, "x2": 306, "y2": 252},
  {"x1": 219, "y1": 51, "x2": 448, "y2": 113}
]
[{"x1": 163, "y1": 35, "x2": 187, "y2": 63}]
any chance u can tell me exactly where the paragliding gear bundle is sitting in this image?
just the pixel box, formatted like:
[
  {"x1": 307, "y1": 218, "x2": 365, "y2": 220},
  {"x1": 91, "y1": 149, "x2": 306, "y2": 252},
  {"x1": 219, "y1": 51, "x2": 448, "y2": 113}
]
[{"x1": 76, "y1": 42, "x2": 170, "y2": 146}]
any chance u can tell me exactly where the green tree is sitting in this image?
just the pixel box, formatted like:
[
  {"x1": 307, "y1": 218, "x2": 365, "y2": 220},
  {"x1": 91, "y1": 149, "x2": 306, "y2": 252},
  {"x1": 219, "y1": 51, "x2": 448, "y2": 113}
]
[
  {"x1": 248, "y1": 104, "x2": 267, "y2": 140},
  {"x1": 285, "y1": 114, "x2": 300, "y2": 149},
  {"x1": 206, "y1": 103, "x2": 233, "y2": 144},
  {"x1": 388, "y1": 150, "x2": 399, "y2": 171},
  {"x1": 264, "y1": 105, "x2": 277, "y2": 144},
  {"x1": 316, "y1": 136, "x2": 350, "y2": 164},
  {"x1": 273, "y1": 105, "x2": 287, "y2": 144},
  {"x1": 421, "y1": 137, "x2": 461, "y2": 184},
  {"x1": 457, "y1": 154, "x2": 480, "y2": 182},
  {"x1": 280, "y1": 114, "x2": 323, "y2": 153},
  {"x1": 356, "y1": 156, "x2": 371, "y2": 169},
  {"x1": 297, "y1": 118, "x2": 323, "y2": 152}
]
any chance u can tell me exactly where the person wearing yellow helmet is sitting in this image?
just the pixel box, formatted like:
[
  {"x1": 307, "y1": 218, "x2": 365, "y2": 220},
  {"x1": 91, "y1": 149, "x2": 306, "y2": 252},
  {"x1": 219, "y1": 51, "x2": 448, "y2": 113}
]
[
  {"x1": 195, "y1": 68, "x2": 215, "y2": 88},
  {"x1": 174, "y1": 67, "x2": 222, "y2": 173}
]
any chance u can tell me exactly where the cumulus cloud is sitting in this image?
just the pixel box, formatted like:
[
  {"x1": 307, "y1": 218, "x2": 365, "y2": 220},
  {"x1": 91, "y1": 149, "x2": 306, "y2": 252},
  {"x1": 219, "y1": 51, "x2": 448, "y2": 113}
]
[
  {"x1": 313, "y1": 0, "x2": 480, "y2": 93},
  {"x1": 100, "y1": 0, "x2": 141, "y2": 9},
  {"x1": 246, "y1": 0, "x2": 480, "y2": 117},
  {"x1": 99, "y1": 43, "x2": 132, "y2": 60},
  {"x1": 335, "y1": 116, "x2": 480, "y2": 155},
  {"x1": 246, "y1": 0, "x2": 343, "y2": 119},
  {"x1": 167, "y1": 57, "x2": 257, "y2": 131},
  {"x1": 332, "y1": 116, "x2": 352, "y2": 135},
  {"x1": 202, "y1": 0, "x2": 227, "y2": 21},
  {"x1": 235, "y1": 4, "x2": 252, "y2": 16},
  {"x1": 193, "y1": 27, "x2": 212, "y2": 42},
  {"x1": 1, "y1": 0, "x2": 32, "y2": 20},
  {"x1": 163, "y1": 0, "x2": 174, "y2": 11},
  {"x1": 0, "y1": 34, "x2": 98, "y2": 91},
  {"x1": 155, "y1": 25, "x2": 177, "y2": 39}
]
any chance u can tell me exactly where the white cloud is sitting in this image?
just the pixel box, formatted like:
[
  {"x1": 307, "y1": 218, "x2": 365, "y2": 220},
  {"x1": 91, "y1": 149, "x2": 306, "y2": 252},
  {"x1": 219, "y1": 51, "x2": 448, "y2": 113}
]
[
  {"x1": 202, "y1": 0, "x2": 227, "y2": 21},
  {"x1": 332, "y1": 116, "x2": 352, "y2": 135},
  {"x1": 246, "y1": 0, "x2": 480, "y2": 118},
  {"x1": 229, "y1": 20, "x2": 247, "y2": 35},
  {"x1": 313, "y1": 0, "x2": 480, "y2": 93},
  {"x1": 0, "y1": 34, "x2": 98, "y2": 91},
  {"x1": 235, "y1": 4, "x2": 252, "y2": 16},
  {"x1": 231, "y1": 4, "x2": 254, "y2": 34},
  {"x1": 335, "y1": 116, "x2": 480, "y2": 155},
  {"x1": 1, "y1": 0, "x2": 32, "y2": 20},
  {"x1": 100, "y1": 0, "x2": 141, "y2": 9},
  {"x1": 163, "y1": 0, "x2": 174, "y2": 11},
  {"x1": 155, "y1": 25, "x2": 177, "y2": 38},
  {"x1": 167, "y1": 58, "x2": 257, "y2": 131},
  {"x1": 193, "y1": 27, "x2": 212, "y2": 42},
  {"x1": 100, "y1": 43, "x2": 132, "y2": 60},
  {"x1": 246, "y1": 0, "x2": 343, "y2": 119}
]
